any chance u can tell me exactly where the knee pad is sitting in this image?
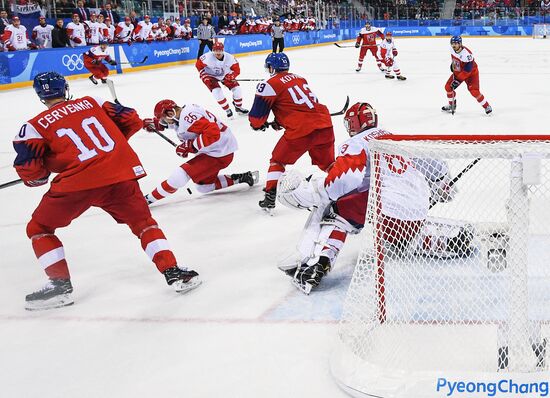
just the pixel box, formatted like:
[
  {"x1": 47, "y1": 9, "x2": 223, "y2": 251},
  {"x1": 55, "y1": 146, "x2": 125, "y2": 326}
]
[
  {"x1": 129, "y1": 217, "x2": 158, "y2": 237},
  {"x1": 230, "y1": 85, "x2": 243, "y2": 98},
  {"x1": 26, "y1": 219, "x2": 54, "y2": 239}
]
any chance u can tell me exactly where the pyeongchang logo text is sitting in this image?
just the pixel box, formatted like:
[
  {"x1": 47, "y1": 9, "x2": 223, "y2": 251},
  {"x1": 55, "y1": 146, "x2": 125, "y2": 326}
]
[{"x1": 437, "y1": 378, "x2": 549, "y2": 397}]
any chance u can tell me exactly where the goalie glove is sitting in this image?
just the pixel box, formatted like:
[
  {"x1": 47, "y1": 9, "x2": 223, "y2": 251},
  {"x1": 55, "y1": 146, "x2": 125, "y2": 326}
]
[{"x1": 277, "y1": 170, "x2": 330, "y2": 210}]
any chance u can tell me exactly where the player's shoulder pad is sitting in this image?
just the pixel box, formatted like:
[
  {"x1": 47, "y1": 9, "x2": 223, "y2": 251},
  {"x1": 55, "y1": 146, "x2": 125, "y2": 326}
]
[
  {"x1": 255, "y1": 80, "x2": 276, "y2": 96},
  {"x1": 14, "y1": 122, "x2": 42, "y2": 141}
]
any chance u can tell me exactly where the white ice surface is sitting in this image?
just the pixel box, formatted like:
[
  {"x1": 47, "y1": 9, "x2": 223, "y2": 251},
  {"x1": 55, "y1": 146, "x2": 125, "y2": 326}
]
[{"x1": 0, "y1": 37, "x2": 549, "y2": 398}]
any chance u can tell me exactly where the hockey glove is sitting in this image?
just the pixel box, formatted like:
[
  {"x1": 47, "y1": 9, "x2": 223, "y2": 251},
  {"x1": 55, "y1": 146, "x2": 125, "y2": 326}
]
[
  {"x1": 28, "y1": 43, "x2": 38, "y2": 50},
  {"x1": 355, "y1": 42, "x2": 360, "y2": 48},
  {"x1": 392, "y1": 48, "x2": 398, "y2": 56},
  {"x1": 91, "y1": 58, "x2": 100, "y2": 65},
  {"x1": 251, "y1": 122, "x2": 270, "y2": 132},
  {"x1": 142, "y1": 117, "x2": 166, "y2": 132},
  {"x1": 270, "y1": 120, "x2": 283, "y2": 131},
  {"x1": 108, "y1": 59, "x2": 117, "y2": 66},
  {"x1": 224, "y1": 73, "x2": 236, "y2": 83},
  {"x1": 385, "y1": 57, "x2": 394, "y2": 67},
  {"x1": 7, "y1": 44, "x2": 16, "y2": 51},
  {"x1": 175, "y1": 140, "x2": 197, "y2": 158},
  {"x1": 450, "y1": 79, "x2": 461, "y2": 90}
]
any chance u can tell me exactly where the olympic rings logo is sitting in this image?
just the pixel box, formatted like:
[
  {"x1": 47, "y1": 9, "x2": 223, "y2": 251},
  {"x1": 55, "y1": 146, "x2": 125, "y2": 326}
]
[
  {"x1": 62, "y1": 54, "x2": 84, "y2": 71},
  {"x1": 292, "y1": 35, "x2": 300, "y2": 44}
]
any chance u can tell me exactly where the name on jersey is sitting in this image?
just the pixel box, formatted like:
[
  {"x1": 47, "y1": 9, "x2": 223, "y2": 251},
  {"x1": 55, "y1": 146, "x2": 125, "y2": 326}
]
[
  {"x1": 279, "y1": 74, "x2": 299, "y2": 84},
  {"x1": 37, "y1": 99, "x2": 94, "y2": 129}
]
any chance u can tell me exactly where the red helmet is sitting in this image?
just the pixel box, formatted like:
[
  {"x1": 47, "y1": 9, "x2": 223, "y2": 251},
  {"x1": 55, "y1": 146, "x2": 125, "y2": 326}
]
[
  {"x1": 385, "y1": 31, "x2": 392, "y2": 37},
  {"x1": 213, "y1": 41, "x2": 224, "y2": 53},
  {"x1": 154, "y1": 99, "x2": 177, "y2": 120},
  {"x1": 184, "y1": 18, "x2": 190, "y2": 24},
  {"x1": 343, "y1": 102, "x2": 378, "y2": 135}
]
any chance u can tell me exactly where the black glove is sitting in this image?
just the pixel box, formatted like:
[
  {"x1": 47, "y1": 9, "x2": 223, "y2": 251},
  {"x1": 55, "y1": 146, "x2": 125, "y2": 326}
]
[
  {"x1": 450, "y1": 79, "x2": 461, "y2": 90},
  {"x1": 91, "y1": 59, "x2": 100, "y2": 65},
  {"x1": 270, "y1": 120, "x2": 283, "y2": 131},
  {"x1": 108, "y1": 59, "x2": 117, "y2": 66},
  {"x1": 251, "y1": 122, "x2": 270, "y2": 131},
  {"x1": 355, "y1": 42, "x2": 360, "y2": 48}
]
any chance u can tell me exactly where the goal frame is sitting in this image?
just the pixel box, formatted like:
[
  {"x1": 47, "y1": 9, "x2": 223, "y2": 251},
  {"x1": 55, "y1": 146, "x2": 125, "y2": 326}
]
[{"x1": 332, "y1": 134, "x2": 550, "y2": 398}]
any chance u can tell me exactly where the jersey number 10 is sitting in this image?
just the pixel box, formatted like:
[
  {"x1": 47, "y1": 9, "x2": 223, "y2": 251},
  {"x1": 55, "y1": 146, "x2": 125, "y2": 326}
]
[
  {"x1": 56, "y1": 116, "x2": 116, "y2": 162},
  {"x1": 287, "y1": 83, "x2": 318, "y2": 109}
]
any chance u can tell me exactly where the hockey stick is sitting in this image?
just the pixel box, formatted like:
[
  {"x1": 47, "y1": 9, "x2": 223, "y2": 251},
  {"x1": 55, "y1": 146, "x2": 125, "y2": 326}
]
[
  {"x1": 106, "y1": 79, "x2": 120, "y2": 104},
  {"x1": 333, "y1": 43, "x2": 378, "y2": 48},
  {"x1": 429, "y1": 157, "x2": 481, "y2": 209},
  {"x1": 118, "y1": 56, "x2": 148, "y2": 65},
  {"x1": 235, "y1": 78, "x2": 264, "y2": 82},
  {"x1": 0, "y1": 178, "x2": 23, "y2": 190},
  {"x1": 330, "y1": 95, "x2": 350, "y2": 116}
]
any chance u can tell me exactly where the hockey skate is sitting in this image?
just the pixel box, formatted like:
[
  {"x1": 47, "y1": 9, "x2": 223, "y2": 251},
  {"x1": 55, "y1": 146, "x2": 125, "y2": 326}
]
[
  {"x1": 485, "y1": 105, "x2": 493, "y2": 115},
  {"x1": 396, "y1": 75, "x2": 407, "y2": 81},
  {"x1": 231, "y1": 171, "x2": 259, "y2": 187},
  {"x1": 233, "y1": 101, "x2": 249, "y2": 115},
  {"x1": 259, "y1": 188, "x2": 276, "y2": 214},
  {"x1": 144, "y1": 194, "x2": 156, "y2": 205},
  {"x1": 101, "y1": 78, "x2": 107, "y2": 84},
  {"x1": 442, "y1": 99, "x2": 457, "y2": 115},
  {"x1": 292, "y1": 256, "x2": 331, "y2": 295},
  {"x1": 226, "y1": 109, "x2": 234, "y2": 118},
  {"x1": 25, "y1": 279, "x2": 74, "y2": 311},
  {"x1": 385, "y1": 74, "x2": 395, "y2": 79},
  {"x1": 89, "y1": 75, "x2": 98, "y2": 85},
  {"x1": 355, "y1": 66, "x2": 361, "y2": 72},
  {"x1": 163, "y1": 266, "x2": 201, "y2": 294}
]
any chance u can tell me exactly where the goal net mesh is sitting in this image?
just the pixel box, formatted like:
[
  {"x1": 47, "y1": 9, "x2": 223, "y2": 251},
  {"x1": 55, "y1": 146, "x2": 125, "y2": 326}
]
[
  {"x1": 333, "y1": 136, "x2": 550, "y2": 396},
  {"x1": 533, "y1": 23, "x2": 550, "y2": 39}
]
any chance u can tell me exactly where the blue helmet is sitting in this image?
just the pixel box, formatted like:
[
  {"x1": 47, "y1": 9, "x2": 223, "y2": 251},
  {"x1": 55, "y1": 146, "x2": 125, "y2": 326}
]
[
  {"x1": 265, "y1": 53, "x2": 290, "y2": 73},
  {"x1": 450, "y1": 35, "x2": 462, "y2": 45},
  {"x1": 33, "y1": 72, "x2": 68, "y2": 101}
]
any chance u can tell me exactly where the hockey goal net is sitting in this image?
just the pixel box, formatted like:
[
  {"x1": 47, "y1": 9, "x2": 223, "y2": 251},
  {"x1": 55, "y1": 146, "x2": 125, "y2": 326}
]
[
  {"x1": 533, "y1": 24, "x2": 550, "y2": 39},
  {"x1": 332, "y1": 135, "x2": 550, "y2": 398}
]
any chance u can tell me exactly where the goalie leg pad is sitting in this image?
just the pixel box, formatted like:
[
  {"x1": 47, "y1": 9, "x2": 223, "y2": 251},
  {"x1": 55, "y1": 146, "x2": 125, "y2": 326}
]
[{"x1": 276, "y1": 170, "x2": 329, "y2": 210}]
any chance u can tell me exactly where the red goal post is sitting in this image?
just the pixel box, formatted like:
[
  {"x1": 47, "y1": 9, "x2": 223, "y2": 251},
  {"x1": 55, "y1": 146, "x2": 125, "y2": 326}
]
[{"x1": 332, "y1": 134, "x2": 550, "y2": 398}]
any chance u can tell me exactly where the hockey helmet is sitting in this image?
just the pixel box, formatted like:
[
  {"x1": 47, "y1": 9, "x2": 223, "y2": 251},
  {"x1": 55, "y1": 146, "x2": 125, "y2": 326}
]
[
  {"x1": 33, "y1": 72, "x2": 69, "y2": 101},
  {"x1": 264, "y1": 53, "x2": 290, "y2": 74},
  {"x1": 450, "y1": 35, "x2": 462, "y2": 45},
  {"x1": 213, "y1": 41, "x2": 224, "y2": 54},
  {"x1": 343, "y1": 102, "x2": 378, "y2": 135},
  {"x1": 154, "y1": 99, "x2": 178, "y2": 121}
]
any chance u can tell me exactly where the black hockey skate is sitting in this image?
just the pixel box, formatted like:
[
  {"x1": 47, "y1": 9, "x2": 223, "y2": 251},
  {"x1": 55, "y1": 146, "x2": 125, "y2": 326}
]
[
  {"x1": 144, "y1": 194, "x2": 156, "y2": 205},
  {"x1": 396, "y1": 75, "x2": 407, "y2": 81},
  {"x1": 89, "y1": 75, "x2": 98, "y2": 85},
  {"x1": 385, "y1": 74, "x2": 395, "y2": 79},
  {"x1": 163, "y1": 266, "x2": 201, "y2": 294},
  {"x1": 442, "y1": 99, "x2": 457, "y2": 114},
  {"x1": 101, "y1": 78, "x2": 107, "y2": 84},
  {"x1": 226, "y1": 109, "x2": 234, "y2": 118},
  {"x1": 25, "y1": 279, "x2": 74, "y2": 311},
  {"x1": 231, "y1": 171, "x2": 259, "y2": 187},
  {"x1": 233, "y1": 101, "x2": 249, "y2": 115},
  {"x1": 355, "y1": 66, "x2": 361, "y2": 72},
  {"x1": 485, "y1": 105, "x2": 493, "y2": 115},
  {"x1": 292, "y1": 256, "x2": 331, "y2": 295},
  {"x1": 259, "y1": 188, "x2": 276, "y2": 212}
]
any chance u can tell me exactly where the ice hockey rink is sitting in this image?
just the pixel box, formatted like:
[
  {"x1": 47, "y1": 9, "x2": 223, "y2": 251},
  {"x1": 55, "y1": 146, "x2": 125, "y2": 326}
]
[{"x1": 0, "y1": 37, "x2": 549, "y2": 398}]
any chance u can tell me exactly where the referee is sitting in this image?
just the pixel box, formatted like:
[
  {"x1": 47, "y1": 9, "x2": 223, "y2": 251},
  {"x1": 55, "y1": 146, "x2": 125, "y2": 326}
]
[
  {"x1": 271, "y1": 19, "x2": 285, "y2": 53},
  {"x1": 197, "y1": 17, "x2": 215, "y2": 59}
]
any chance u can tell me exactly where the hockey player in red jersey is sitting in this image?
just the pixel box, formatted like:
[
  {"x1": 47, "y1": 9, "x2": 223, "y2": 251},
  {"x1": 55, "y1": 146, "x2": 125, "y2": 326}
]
[
  {"x1": 355, "y1": 21, "x2": 385, "y2": 72},
  {"x1": 83, "y1": 40, "x2": 117, "y2": 85},
  {"x1": 443, "y1": 36, "x2": 492, "y2": 115},
  {"x1": 195, "y1": 41, "x2": 248, "y2": 118},
  {"x1": 15, "y1": 72, "x2": 201, "y2": 311},
  {"x1": 142, "y1": 100, "x2": 258, "y2": 204},
  {"x1": 248, "y1": 52, "x2": 335, "y2": 212},
  {"x1": 276, "y1": 102, "x2": 456, "y2": 294}
]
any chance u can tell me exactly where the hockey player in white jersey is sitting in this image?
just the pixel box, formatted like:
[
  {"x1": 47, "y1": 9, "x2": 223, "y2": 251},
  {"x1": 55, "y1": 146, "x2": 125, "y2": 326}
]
[
  {"x1": 114, "y1": 17, "x2": 134, "y2": 43},
  {"x1": 133, "y1": 14, "x2": 153, "y2": 42},
  {"x1": 378, "y1": 32, "x2": 406, "y2": 80},
  {"x1": 195, "y1": 41, "x2": 248, "y2": 118},
  {"x1": 85, "y1": 12, "x2": 102, "y2": 44},
  {"x1": 277, "y1": 102, "x2": 458, "y2": 294},
  {"x1": 142, "y1": 100, "x2": 259, "y2": 204},
  {"x1": 3, "y1": 16, "x2": 33, "y2": 51},
  {"x1": 66, "y1": 13, "x2": 86, "y2": 47},
  {"x1": 32, "y1": 16, "x2": 53, "y2": 48}
]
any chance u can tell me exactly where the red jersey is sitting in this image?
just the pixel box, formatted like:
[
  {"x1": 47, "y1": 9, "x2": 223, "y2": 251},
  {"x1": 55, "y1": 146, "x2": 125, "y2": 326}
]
[
  {"x1": 248, "y1": 72, "x2": 332, "y2": 140},
  {"x1": 356, "y1": 26, "x2": 384, "y2": 47},
  {"x1": 13, "y1": 96, "x2": 145, "y2": 192}
]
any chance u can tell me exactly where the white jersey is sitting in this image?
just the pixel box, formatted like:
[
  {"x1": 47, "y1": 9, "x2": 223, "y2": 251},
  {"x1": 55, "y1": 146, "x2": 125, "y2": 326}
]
[
  {"x1": 32, "y1": 24, "x2": 53, "y2": 48},
  {"x1": 84, "y1": 44, "x2": 111, "y2": 61},
  {"x1": 99, "y1": 23, "x2": 114, "y2": 41},
  {"x1": 324, "y1": 127, "x2": 430, "y2": 221},
  {"x1": 379, "y1": 39, "x2": 396, "y2": 59},
  {"x1": 66, "y1": 22, "x2": 86, "y2": 47},
  {"x1": 85, "y1": 20, "x2": 102, "y2": 44},
  {"x1": 4, "y1": 25, "x2": 29, "y2": 50},
  {"x1": 180, "y1": 25, "x2": 192, "y2": 38},
  {"x1": 175, "y1": 104, "x2": 238, "y2": 158},
  {"x1": 171, "y1": 22, "x2": 182, "y2": 37},
  {"x1": 134, "y1": 20, "x2": 152, "y2": 40},
  {"x1": 115, "y1": 22, "x2": 133, "y2": 42},
  {"x1": 196, "y1": 51, "x2": 239, "y2": 81}
]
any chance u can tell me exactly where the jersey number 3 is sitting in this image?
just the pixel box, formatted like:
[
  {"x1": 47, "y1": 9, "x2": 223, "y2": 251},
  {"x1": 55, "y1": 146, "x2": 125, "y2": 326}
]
[
  {"x1": 288, "y1": 83, "x2": 317, "y2": 109},
  {"x1": 56, "y1": 116, "x2": 115, "y2": 161}
]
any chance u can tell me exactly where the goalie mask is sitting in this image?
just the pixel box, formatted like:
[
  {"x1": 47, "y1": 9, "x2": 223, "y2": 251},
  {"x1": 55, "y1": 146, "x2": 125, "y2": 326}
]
[{"x1": 343, "y1": 102, "x2": 378, "y2": 136}]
